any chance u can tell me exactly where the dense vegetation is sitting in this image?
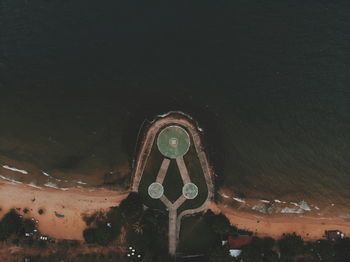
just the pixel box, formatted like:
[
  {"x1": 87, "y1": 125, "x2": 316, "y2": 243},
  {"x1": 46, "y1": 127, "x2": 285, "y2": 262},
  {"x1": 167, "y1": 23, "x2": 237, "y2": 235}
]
[
  {"x1": 82, "y1": 206, "x2": 123, "y2": 246},
  {"x1": 0, "y1": 209, "x2": 36, "y2": 242},
  {"x1": 82, "y1": 192, "x2": 350, "y2": 262},
  {"x1": 29, "y1": 252, "x2": 128, "y2": 262},
  {"x1": 3, "y1": 194, "x2": 350, "y2": 261}
]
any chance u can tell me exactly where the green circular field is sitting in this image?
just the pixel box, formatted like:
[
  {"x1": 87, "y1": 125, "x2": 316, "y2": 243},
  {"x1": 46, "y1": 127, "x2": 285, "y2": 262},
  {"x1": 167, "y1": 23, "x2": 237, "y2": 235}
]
[
  {"x1": 148, "y1": 182, "x2": 164, "y2": 199},
  {"x1": 157, "y1": 125, "x2": 190, "y2": 159},
  {"x1": 182, "y1": 183, "x2": 198, "y2": 199}
]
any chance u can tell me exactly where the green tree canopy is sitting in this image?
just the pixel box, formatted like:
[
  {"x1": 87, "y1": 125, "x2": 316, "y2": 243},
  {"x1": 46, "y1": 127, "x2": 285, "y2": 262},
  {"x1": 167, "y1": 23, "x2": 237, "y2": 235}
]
[
  {"x1": 207, "y1": 245, "x2": 232, "y2": 262},
  {"x1": 22, "y1": 218, "x2": 36, "y2": 233},
  {"x1": 334, "y1": 237, "x2": 350, "y2": 262},
  {"x1": 211, "y1": 213, "x2": 231, "y2": 237},
  {"x1": 278, "y1": 233, "x2": 304, "y2": 259},
  {"x1": 0, "y1": 209, "x2": 22, "y2": 240},
  {"x1": 263, "y1": 250, "x2": 279, "y2": 262},
  {"x1": 119, "y1": 192, "x2": 143, "y2": 223},
  {"x1": 83, "y1": 228, "x2": 96, "y2": 244}
]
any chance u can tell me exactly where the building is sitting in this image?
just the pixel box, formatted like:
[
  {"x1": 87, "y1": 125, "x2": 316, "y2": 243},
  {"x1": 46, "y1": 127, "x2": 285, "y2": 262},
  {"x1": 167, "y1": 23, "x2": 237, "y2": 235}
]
[{"x1": 227, "y1": 235, "x2": 253, "y2": 258}]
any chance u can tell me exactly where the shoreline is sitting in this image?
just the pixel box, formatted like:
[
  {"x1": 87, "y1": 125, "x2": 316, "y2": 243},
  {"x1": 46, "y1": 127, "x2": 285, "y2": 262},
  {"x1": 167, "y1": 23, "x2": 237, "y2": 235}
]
[
  {"x1": 0, "y1": 180, "x2": 129, "y2": 240},
  {"x1": 210, "y1": 203, "x2": 350, "y2": 241},
  {"x1": 1, "y1": 179, "x2": 350, "y2": 242}
]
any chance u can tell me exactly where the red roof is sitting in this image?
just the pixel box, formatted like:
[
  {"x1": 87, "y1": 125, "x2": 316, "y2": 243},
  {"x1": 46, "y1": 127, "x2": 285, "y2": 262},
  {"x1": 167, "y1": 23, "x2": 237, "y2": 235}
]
[{"x1": 228, "y1": 235, "x2": 253, "y2": 249}]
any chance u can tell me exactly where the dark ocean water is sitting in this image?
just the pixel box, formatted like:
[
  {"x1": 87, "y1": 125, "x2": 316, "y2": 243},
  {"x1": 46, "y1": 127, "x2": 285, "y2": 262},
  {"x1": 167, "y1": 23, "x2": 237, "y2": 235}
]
[{"x1": 1, "y1": 1, "x2": 350, "y2": 204}]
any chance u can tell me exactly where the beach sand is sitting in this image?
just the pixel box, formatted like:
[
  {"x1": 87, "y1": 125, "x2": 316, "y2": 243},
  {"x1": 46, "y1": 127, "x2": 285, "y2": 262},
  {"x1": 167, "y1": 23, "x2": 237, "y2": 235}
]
[
  {"x1": 1, "y1": 180, "x2": 350, "y2": 242},
  {"x1": 210, "y1": 203, "x2": 350, "y2": 241},
  {"x1": 0, "y1": 181, "x2": 129, "y2": 240}
]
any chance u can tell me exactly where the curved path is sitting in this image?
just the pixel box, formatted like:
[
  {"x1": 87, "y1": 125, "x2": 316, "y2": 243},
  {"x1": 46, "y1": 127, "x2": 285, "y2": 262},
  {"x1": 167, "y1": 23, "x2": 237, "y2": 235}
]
[{"x1": 131, "y1": 113, "x2": 214, "y2": 255}]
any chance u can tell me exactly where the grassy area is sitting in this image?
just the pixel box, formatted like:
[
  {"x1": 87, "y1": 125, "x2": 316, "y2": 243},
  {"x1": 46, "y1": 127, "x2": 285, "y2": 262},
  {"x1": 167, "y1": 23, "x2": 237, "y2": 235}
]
[
  {"x1": 138, "y1": 141, "x2": 165, "y2": 210},
  {"x1": 162, "y1": 159, "x2": 184, "y2": 202}
]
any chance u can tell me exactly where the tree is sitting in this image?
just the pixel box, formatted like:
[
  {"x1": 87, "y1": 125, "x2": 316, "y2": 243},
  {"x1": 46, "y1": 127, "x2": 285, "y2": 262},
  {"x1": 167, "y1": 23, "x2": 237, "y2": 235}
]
[
  {"x1": 22, "y1": 218, "x2": 36, "y2": 233},
  {"x1": 241, "y1": 244, "x2": 264, "y2": 262},
  {"x1": 310, "y1": 240, "x2": 335, "y2": 261},
  {"x1": 278, "y1": 233, "x2": 304, "y2": 259},
  {"x1": 261, "y1": 237, "x2": 275, "y2": 251},
  {"x1": 207, "y1": 245, "x2": 232, "y2": 262},
  {"x1": 83, "y1": 207, "x2": 123, "y2": 246},
  {"x1": 334, "y1": 237, "x2": 350, "y2": 262},
  {"x1": 94, "y1": 225, "x2": 114, "y2": 246},
  {"x1": 211, "y1": 213, "x2": 231, "y2": 238},
  {"x1": 0, "y1": 221, "x2": 6, "y2": 241},
  {"x1": 263, "y1": 250, "x2": 279, "y2": 262},
  {"x1": 119, "y1": 192, "x2": 143, "y2": 223},
  {"x1": 83, "y1": 228, "x2": 96, "y2": 244},
  {"x1": 0, "y1": 209, "x2": 22, "y2": 240}
]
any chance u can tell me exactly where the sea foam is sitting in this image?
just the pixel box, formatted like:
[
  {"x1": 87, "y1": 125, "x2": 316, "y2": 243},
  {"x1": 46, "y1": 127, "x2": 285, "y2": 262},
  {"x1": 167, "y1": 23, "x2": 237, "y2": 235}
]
[
  {"x1": 0, "y1": 175, "x2": 23, "y2": 184},
  {"x1": 233, "y1": 197, "x2": 246, "y2": 203},
  {"x1": 2, "y1": 165, "x2": 28, "y2": 174}
]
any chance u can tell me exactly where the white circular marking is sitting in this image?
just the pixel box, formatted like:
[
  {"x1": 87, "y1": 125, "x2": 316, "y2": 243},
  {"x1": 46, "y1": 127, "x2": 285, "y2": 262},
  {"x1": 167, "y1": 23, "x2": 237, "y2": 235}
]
[
  {"x1": 148, "y1": 182, "x2": 164, "y2": 199},
  {"x1": 182, "y1": 183, "x2": 198, "y2": 199},
  {"x1": 169, "y1": 137, "x2": 178, "y2": 147}
]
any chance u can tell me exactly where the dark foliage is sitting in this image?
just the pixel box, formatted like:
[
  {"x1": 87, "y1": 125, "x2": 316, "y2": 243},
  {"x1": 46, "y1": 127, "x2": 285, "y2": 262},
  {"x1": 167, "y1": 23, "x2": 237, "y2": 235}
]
[
  {"x1": 82, "y1": 207, "x2": 123, "y2": 246},
  {"x1": 83, "y1": 228, "x2": 96, "y2": 244},
  {"x1": 241, "y1": 243, "x2": 263, "y2": 262},
  {"x1": 309, "y1": 239, "x2": 335, "y2": 261},
  {"x1": 334, "y1": 237, "x2": 350, "y2": 262},
  {"x1": 119, "y1": 192, "x2": 143, "y2": 223},
  {"x1": 263, "y1": 250, "x2": 279, "y2": 262},
  {"x1": 207, "y1": 245, "x2": 231, "y2": 262},
  {"x1": 125, "y1": 208, "x2": 169, "y2": 257},
  {"x1": 0, "y1": 209, "x2": 23, "y2": 240},
  {"x1": 210, "y1": 213, "x2": 231, "y2": 237},
  {"x1": 278, "y1": 233, "x2": 304, "y2": 259},
  {"x1": 233, "y1": 235, "x2": 278, "y2": 262},
  {"x1": 22, "y1": 219, "x2": 36, "y2": 233},
  {"x1": 32, "y1": 251, "x2": 128, "y2": 262}
]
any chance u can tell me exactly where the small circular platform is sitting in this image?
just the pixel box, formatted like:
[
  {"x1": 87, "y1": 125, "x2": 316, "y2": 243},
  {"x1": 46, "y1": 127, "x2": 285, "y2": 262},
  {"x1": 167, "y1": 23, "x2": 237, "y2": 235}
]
[
  {"x1": 148, "y1": 182, "x2": 164, "y2": 199},
  {"x1": 182, "y1": 183, "x2": 198, "y2": 199},
  {"x1": 157, "y1": 125, "x2": 190, "y2": 159}
]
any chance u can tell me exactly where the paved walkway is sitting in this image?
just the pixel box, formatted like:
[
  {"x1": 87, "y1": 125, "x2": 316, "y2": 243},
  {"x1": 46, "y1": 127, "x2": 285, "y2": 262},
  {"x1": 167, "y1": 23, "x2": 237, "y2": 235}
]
[
  {"x1": 176, "y1": 157, "x2": 191, "y2": 184},
  {"x1": 156, "y1": 158, "x2": 170, "y2": 184},
  {"x1": 131, "y1": 113, "x2": 214, "y2": 256},
  {"x1": 160, "y1": 194, "x2": 186, "y2": 254}
]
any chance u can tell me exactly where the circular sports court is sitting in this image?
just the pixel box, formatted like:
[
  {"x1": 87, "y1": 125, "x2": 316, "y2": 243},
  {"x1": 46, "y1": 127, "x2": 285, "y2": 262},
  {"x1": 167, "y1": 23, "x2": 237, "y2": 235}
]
[
  {"x1": 157, "y1": 125, "x2": 190, "y2": 159},
  {"x1": 182, "y1": 183, "x2": 198, "y2": 199},
  {"x1": 148, "y1": 182, "x2": 164, "y2": 199}
]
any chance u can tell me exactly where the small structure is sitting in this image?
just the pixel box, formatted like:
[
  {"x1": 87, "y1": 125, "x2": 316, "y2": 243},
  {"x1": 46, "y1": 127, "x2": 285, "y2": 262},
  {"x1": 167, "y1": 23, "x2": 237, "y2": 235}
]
[
  {"x1": 227, "y1": 235, "x2": 253, "y2": 258},
  {"x1": 325, "y1": 230, "x2": 345, "y2": 241},
  {"x1": 39, "y1": 235, "x2": 49, "y2": 241},
  {"x1": 54, "y1": 211, "x2": 65, "y2": 218},
  {"x1": 126, "y1": 246, "x2": 142, "y2": 261}
]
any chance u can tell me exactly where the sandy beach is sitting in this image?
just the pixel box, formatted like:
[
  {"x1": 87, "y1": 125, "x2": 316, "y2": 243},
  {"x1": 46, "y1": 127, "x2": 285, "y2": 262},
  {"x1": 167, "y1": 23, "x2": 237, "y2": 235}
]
[
  {"x1": 1, "y1": 179, "x2": 350, "y2": 242},
  {"x1": 0, "y1": 181, "x2": 129, "y2": 240},
  {"x1": 210, "y1": 203, "x2": 350, "y2": 241}
]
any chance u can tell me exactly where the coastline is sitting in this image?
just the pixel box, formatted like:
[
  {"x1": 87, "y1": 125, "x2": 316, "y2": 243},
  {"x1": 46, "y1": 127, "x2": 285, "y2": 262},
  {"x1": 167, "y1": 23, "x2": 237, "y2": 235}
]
[
  {"x1": 1, "y1": 178, "x2": 350, "y2": 242},
  {"x1": 211, "y1": 203, "x2": 350, "y2": 241},
  {"x1": 0, "y1": 180, "x2": 129, "y2": 240}
]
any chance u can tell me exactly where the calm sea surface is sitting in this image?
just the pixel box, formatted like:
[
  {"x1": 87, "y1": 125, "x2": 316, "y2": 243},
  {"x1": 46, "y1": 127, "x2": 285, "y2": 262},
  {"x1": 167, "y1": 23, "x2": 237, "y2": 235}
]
[{"x1": 1, "y1": 1, "x2": 350, "y2": 203}]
